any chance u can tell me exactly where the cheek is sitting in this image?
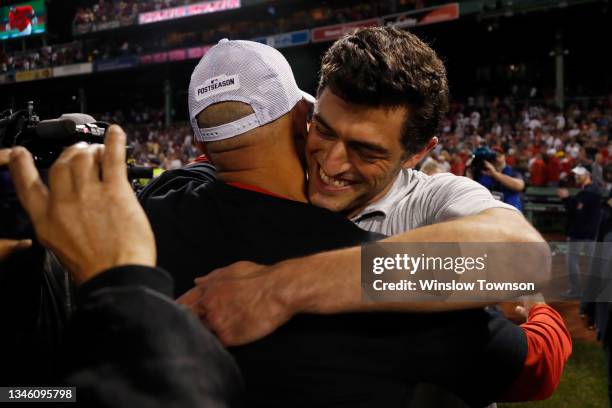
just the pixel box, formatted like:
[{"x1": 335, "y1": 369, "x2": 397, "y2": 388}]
[
  {"x1": 359, "y1": 162, "x2": 400, "y2": 188},
  {"x1": 306, "y1": 135, "x2": 332, "y2": 160}
]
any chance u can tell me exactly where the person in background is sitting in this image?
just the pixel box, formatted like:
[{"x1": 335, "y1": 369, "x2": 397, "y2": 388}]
[
  {"x1": 557, "y1": 166, "x2": 603, "y2": 298},
  {"x1": 545, "y1": 148, "x2": 561, "y2": 187},
  {"x1": 592, "y1": 152, "x2": 606, "y2": 189},
  {"x1": 530, "y1": 151, "x2": 547, "y2": 187},
  {"x1": 450, "y1": 152, "x2": 466, "y2": 176},
  {"x1": 478, "y1": 146, "x2": 525, "y2": 211},
  {"x1": 580, "y1": 163, "x2": 612, "y2": 406},
  {"x1": 420, "y1": 157, "x2": 446, "y2": 175}
]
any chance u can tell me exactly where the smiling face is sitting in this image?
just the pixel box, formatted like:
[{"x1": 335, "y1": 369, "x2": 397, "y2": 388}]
[
  {"x1": 306, "y1": 88, "x2": 420, "y2": 218},
  {"x1": 306, "y1": 27, "x2": 448, "y2": 216}
]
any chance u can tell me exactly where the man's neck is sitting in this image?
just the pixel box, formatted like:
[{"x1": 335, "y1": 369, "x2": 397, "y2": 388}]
[
  {"x1": 210, "y1": 128, "x2": 308, "y2": 202},
  {"x1": 218, "y1": 165, "x2": 307, "y2": 203},
  {"x1": 345, "y1": 170, "x2": 403, "y2": 219}
]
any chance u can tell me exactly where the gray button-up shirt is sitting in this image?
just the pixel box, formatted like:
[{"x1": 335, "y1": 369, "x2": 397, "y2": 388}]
[{"x1": 351, "y1": 169, "x2": 518, "y2": 236}]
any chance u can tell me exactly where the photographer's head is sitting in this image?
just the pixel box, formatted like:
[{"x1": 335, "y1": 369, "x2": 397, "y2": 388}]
[
  {"x1": 188, "y1": 39, "x2": 313, "y2": 200},
  {"x1": 306, "y1": 27, "x2": 449, "y2": 216},
  {"x1": 492, "y1": 146, "x2": 506, "y2": 169}
]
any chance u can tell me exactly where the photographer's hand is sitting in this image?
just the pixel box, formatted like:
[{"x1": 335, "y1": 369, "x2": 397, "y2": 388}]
[
  {"x1": 7, "y1": 125, "x2": 156, "y2": 285},
  {"x1": 0, "y1": 239, "x2": 31, "y2": 261},
  {"x1": 482, "y1": 160, "x2": 498, "y2": 177}
]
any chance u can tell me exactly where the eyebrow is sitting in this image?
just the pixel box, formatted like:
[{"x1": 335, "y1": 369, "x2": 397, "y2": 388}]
[
  {"x1": 312, "y1": 112, "x2": 337, "y2": 136},
  {"x1": 313, "y1": 112, "x2": 389, "y2": 155}
]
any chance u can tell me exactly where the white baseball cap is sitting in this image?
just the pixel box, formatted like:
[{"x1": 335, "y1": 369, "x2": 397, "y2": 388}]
[
  {"x1": 571, "y1": 166, "x2": 590, "y2": 176},
  {"x1": 188, "y1": 39, "x2": 315, "y2": 142}
]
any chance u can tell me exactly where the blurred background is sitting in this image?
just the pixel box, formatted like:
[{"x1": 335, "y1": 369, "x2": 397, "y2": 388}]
[{"x1": 0, "y1": 1, "x2": 610, "y2": 406}]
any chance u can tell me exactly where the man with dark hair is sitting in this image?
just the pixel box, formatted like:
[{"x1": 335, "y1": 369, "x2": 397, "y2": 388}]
[
  {"x1": 317, "y1": 26, "x2": 449, "y2": 156},
  {"x1": 307, "y1": 26, "x2": 450, "y2": 215}
]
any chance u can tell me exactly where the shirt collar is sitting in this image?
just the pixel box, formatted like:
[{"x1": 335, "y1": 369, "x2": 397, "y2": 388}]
[{"x1": 350, "y1": 169, "x2": 413, "y2": 222}]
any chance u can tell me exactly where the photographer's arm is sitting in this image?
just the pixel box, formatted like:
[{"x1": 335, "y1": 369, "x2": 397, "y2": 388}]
[
  {"x1": 4, "y1": 127, "x2": 242, "y2": 407},
  {"x1": 483, "y1": 161, "x2": 525, "y2": 192},
  {"x1": 0, "y1": 150, "x2": 32, "y2": 260}
]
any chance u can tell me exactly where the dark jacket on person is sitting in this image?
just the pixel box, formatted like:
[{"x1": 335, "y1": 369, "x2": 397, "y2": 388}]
[
  {"x1": 563, "y1": 182, "x2": 603, "y2": 239},
  {"x1": 139, "y1": 162, "x2": 528, "y2": 408},
  {"x1": 0, "y1": 252, "x2": 243, "y2": 408},
  {"x1": 581, "y1": 187, "x2": 612, "y2": 345}
]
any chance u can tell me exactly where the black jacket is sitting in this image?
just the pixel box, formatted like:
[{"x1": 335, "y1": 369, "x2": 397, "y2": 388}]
[
  {"x1": 0, "y1": 255, "x2": 243, "y2": 407},
  {"x1": 140, "y1": 163, "x2": 527, "y2": 408},
  {"x1": 563, "y1": 183, "x2": 603, "y2": 239},
  {"x1": 60, "y1": 265, "x2": 244, "y2": 407}
]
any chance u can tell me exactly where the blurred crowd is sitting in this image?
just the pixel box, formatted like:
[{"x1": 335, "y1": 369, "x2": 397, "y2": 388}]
[
  {"x1": 73, "y1": 0, "x2": 206, "y2": 26},
  {"x1": 6, "y1": 0, "x2": 432, "y2": 75},
  {"x1": 421, "y1": 96, "x2": 611, "y2": 190},
  {"x1": 129, "y1": 122, "x2": 200, "y2": 170},
  {"x1": 132, "y1": 1, "x2": 408, "y2": 55},
  {"x1": 95, "y1": 96, "x2": 611, "y2": 182},
  {"x1": 0, "y1": 43, "x2": 85, "y2": 73},
  {"x1": 71, "y1": 0, "x2": 425, "y2": 29},
  {"x1": 97, "y1": 108, "x2": 201, "y2": 169},
  {"x1": 0, "y1": 40, "x2": 139, "y2": 74}
]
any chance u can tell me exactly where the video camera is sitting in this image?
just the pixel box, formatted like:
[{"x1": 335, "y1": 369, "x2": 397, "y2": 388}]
[
  {"x1": 468, "y1": 146, "x2": 497, "y2": 180},
  {"x1": 0, "y1": 102, "x2": 153, "y2": 239}
]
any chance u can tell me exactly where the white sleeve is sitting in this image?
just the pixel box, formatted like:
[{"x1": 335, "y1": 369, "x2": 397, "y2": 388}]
[{"x1": 419, "y1": 173, "x2": 519, "y2": 225}]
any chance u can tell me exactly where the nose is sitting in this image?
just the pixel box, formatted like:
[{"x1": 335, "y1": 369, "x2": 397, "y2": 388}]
[{"x1": 321, "y1": 141, "x2": 351, "y2": 176}]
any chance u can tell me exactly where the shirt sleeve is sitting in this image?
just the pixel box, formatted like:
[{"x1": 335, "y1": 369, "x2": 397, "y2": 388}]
[
  {"x1": 62, "y1": 265, "x2": 244, "y2": 408},
  {"x1": 498, "y1": 304, "x2": 572, "y2": 401},
  {"x1": 420, "y1": 173, "x2": 519, "y2": 225}
]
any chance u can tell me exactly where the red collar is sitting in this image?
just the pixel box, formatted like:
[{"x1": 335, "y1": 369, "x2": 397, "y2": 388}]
[{"x1": 226, "y1": 182, "x2": 290, "y2": 200}]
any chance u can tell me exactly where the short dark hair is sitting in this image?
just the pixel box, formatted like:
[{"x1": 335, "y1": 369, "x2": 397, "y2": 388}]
[{"x1": 317, "y1": 27, "x2": 449, "y2": 155}]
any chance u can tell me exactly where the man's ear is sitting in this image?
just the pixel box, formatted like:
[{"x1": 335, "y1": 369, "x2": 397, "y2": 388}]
[
  {"x1": 195, "y1": 141, "x2": 214, "y2": 164},
  {"x1": 291, "y1": 99, "x2": 310, "y2": 144},
  {"x1": 291, "y1": 99, "x2": 310, "y2": 167},
  {"x1": 401, "y1": 136, "x2": 438, "y2": 169}
]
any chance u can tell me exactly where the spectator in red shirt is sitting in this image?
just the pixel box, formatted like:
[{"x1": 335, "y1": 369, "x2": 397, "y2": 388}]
[
  {"x1": 530, "y1": 152, "x2": 547, "y2": 186},
  {"x1": 450, "y1": 153, "x2": 466, "y2": 176},
  {"x1": 545, "y1": 149, "x2": 561, "y2": 187}
]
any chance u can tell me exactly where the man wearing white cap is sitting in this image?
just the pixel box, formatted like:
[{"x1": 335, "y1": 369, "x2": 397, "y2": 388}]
[
  {"x1": 558, "y1": 166, "x2": 603, "y2": 297},
  {"x1": 139, "y1": 37, "x2": 558, "y2": 407}
]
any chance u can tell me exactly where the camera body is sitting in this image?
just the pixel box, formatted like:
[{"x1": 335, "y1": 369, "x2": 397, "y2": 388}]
[
  {"x1": 1, "y1": 102, "x2": 111, "y2": 239},
  {"x1": 0, "y1": 102, "x2": 107, "y2": 167},
  {"x1": 470, "y1": 146, "x2": 497, "y2": 180}
]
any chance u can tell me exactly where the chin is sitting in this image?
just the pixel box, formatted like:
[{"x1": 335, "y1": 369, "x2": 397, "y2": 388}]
[{"x1": 309, "y1": 194, "x2": 348, "y2": 213}]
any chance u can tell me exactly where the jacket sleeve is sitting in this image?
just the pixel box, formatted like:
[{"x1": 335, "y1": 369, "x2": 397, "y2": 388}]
[
  {"x1": 59, "y1": 265, "x2": 243, "y2": 408},
  {"x1": 498, "y1": 304, "x2": 572, "y2": 401}
]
